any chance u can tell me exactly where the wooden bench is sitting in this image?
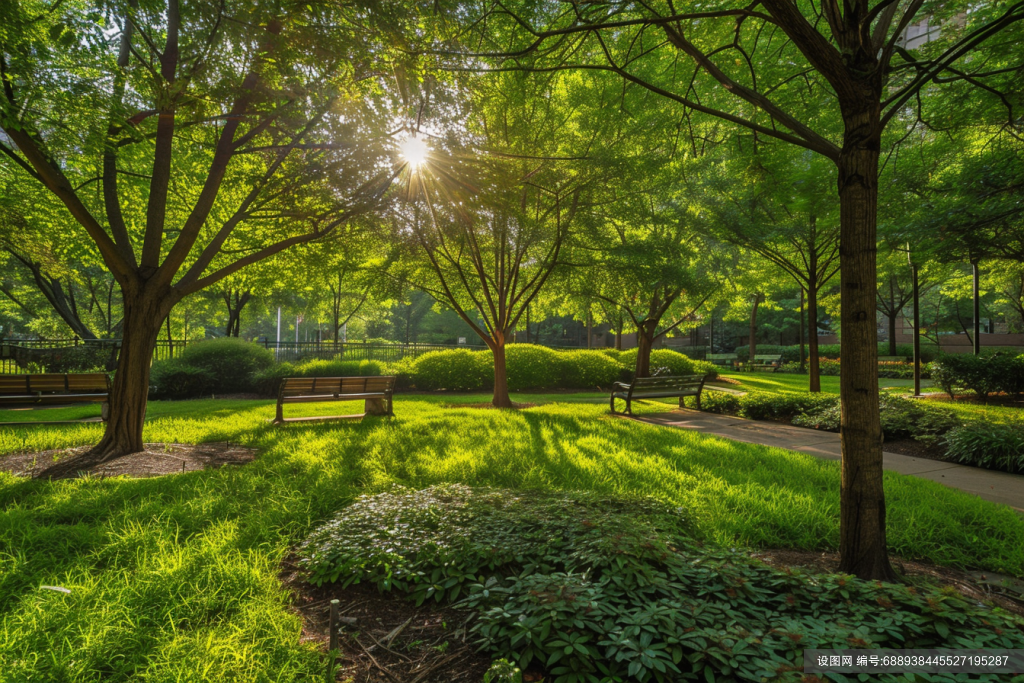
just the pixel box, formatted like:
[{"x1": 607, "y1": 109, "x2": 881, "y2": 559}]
[
  {"x1": 610, "y1": 374, "x2": 710, "y2": 415},
  {"x1": 707, "y1": 353, "x2": 738, "y2": 368},
  {"x1": 275, "y1": 376, "x2": 396, "y2": 423},
  {"x1": 747, "y1": 354, "x2": 783, "y2": 372},
  {"x1": 0, "y1": 373, "x2": 110, "y2": 419}
]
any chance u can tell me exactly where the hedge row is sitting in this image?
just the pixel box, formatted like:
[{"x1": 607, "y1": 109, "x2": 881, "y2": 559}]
[
  {"x1": 929, "y1": 353, "x2": 1024, "y2": 400},
  {"x1": 733, "y1": 343, "x2": 937, "y2": 363},
  {"x1": 149, "y1": 341, "x2": 714, "y2": 398},
  {"x1": 778, "y1": 358, "x2": 932, "y2": 379}
]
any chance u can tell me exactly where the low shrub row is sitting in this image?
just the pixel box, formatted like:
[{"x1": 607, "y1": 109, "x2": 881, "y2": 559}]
[
  {"x1": 703, "y1": 389, "x2": 961, "y2": 443},
  {"x1": 929, "y1": 352, "x2": 1024, "y2": 399},
  {"x1": 733, "y1": 343, "x2": 934, "y2": 362},
  {"x1": 149, "y1": 341, "x2": 713, "y2": 398},
  {"x1": 944, "y1": 421, "x2": 1024, "y2": 474}
]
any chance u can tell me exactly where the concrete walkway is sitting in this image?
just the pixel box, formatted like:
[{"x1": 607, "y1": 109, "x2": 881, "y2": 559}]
[{"x1": 639, "y1": 410, "x2": 1024, "y2": 514}]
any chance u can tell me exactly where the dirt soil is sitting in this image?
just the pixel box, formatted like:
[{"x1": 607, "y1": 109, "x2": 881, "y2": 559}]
[
  {"x1": 752, "y1": 548, "x2": 1024, "y2": 617},
  {"x1": 280, "y1": 558, "x2": 504, "y2": 683},
  {"x1": 0, "y1": 442, "x2": 256, "y2": 480}
]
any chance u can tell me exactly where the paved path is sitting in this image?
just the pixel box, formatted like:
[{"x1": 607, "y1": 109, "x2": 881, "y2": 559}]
[{"x1": 638, "y1": 410, "x2": 1024, "y2": 514}]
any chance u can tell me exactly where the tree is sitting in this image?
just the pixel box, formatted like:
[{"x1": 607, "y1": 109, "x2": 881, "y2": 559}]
[
  {"x1": 1, "y1": 0, "x2": 403, "y2": 457},
  {"x1": 699, "y1": 146, "x2": 839, "y2": 390},
  {"x1": 458, "y1": 0, "x2": 1024, "y2": 579},
  {"x1": 875, "y1": 249, "x2": 916, "y2": 356}
]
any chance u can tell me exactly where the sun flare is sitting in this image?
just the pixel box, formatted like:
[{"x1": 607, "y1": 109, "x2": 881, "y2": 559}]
[{"x1": 400, "y1": 136, "x2": 429, "y2": 168}]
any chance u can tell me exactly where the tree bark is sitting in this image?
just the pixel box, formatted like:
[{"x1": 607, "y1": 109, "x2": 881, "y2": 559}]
[
  {"x1": 748, "y1": 293, "x2": 761, "y2": 361},
  {"x1": 972, "y1": 262, "x2": 981, "y2": 355},
  {"x1": 491, "y1": 335, "x2": 513, "y2": 408},
  {"x1": 799, "y1": 288, "x2": 806, "y2": 372},
  {"x1": 836, "y1": 110, "x2": 896, "y2": 582},
  {"x1": 634, "y1": 323, "x2": 656, "y2": 377},
  {"x1": 887, "y1": 303, "x2": 898, "y2": 357},
  {"x1": 92, "y1": 288, "x2": 173, "y2": 459},
  {"x1": 808, "y1": 279, "x2": 821, "y2": 393}
]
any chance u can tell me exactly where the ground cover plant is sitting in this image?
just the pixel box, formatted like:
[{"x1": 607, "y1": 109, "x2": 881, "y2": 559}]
[
  {"x1": 302, "y1": 484, "x2": 1024, "y2": 683},
  {"x1": 2, "y1": 397, "x2": 1024, "y2": 681}
]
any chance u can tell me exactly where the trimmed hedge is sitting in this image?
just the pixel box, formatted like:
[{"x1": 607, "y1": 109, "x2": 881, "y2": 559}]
[
  {"x1": 149, "y1": 338, "x2": 274, "y2": 399},
  {"x1": 734, "y1": 343, "x2": 937, "y2": 362},
  {"x1": 618, "y1": 348, "x2": 714, "y2": 377},
  {"x1": 929, "y1": 353, "x2": 1024, "y2": 399},
  {"x1": 252, "y1": 358, "x2": 386, "y2": 395}
]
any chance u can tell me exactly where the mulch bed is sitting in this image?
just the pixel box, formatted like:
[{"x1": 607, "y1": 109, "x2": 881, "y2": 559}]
[
  {"x1": 752, "y1": 548, "x2": 1024, "y2": 618},
  {"x1": 280, "y1": 558, "x2": 500, "y2": 683},
  {"x1": 0, "y1": 442, "x2": 257, "y2": 480}
]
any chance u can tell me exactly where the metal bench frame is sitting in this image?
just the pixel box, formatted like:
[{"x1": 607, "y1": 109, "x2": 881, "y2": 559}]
[
  {"x1": 275, "y1": 375, "x2": 396, "y2": 423},
  {"x1": 747, "y1": 354, "x2": 784, "y2": 373},
  {"x1": 610, "y1": 374, "x2": 710, "y2": 415}
]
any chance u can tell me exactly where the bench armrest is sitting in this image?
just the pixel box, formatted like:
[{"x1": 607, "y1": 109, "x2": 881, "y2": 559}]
[{"x1": 612, "y1": 381, "x2": 632, "y2": 391}]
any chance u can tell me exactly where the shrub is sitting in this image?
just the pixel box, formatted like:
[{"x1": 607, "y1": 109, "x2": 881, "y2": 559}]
[
  {"x1": 738, "y1": 391, "x2": 838, "y2": 421},
  {"x1": 251, "y1": 362, "x2": 295, "y2": 396},
  {"x1": 251, "y1": 359, "x2": 387, "y2": 396},
  {"x1": 505, "y1": 344, "x2": 563, "y2": 391},
  {"x1": 944, "y1": 422, "x2": 1024, "y2": 473},
  {"x1": 793, "y1": 393, "x2": 960, "y2": 441},
  {"x1": 409, "y1": 349, "x2": 493, "y2": 391},
  {"x1": 734, "y1": 343, "x2": 937, "y2": 363},
  {"x1": 560, "y1": 349, "x2": 624, "y2": 389},
  {"x1": 699, "y1": 390, "x2": 741, "y2": 414},
  {"x1": 149, "y1": 358, "x2": 214, "y2": 399},
  {"x1": 302, "y1": 485, "x2": 1024, "y2": 683},
  {"x1": 174, "y1": 338, "x2": 274, "y2": 394},
  {"x1": 618, "y1": 348, "x2": 699, "y2": 377},
  {"x1": 928, "y1": 353, "x2": 1017, "y2": 399}
]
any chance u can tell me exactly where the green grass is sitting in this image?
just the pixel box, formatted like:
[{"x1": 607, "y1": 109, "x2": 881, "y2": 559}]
[
  {"x1": 719, "y1": 372, "x2": 1023, "y2": 423},
  {"x1": 1, "y1": 396, "x2": 1023, "y2": 681}
]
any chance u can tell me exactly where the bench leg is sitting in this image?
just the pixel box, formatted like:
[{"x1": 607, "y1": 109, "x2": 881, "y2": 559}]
[
  {"x1": 275, "y1": 401, "x2": 284, "y2": 424},
  {"x1": 365, "y1": 398, "x2": 388, "y2": 416}
]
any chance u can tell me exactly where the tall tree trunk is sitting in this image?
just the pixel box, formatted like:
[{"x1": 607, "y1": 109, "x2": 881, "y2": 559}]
[
  {"x1": 634, "y1": 322, "x2": 656, "y2": 377},
  {"x1": 836, "y1": 112, "x2": 895, "y2": 582},
  {"x1": 888, "y1": 311, "x2": 898, "y2": 356},
  {"x1": 748, "y1": 293, "x2": 761, "y2": 361},
  {"x1": 615, "y1": 315, "x2": 623, "y2": 350},
  {"x1": 808, "y1": 280, "x2": 821, "y2": 393},
  {"x1": 799, "y1": 288, "x2": 806, "y2": 372},
  {"x1": 972, "y1": 262, "x2": 981, "y2": 355},
  {"x1": 92, "y1": 289, "x2": 173, "y2": 459},
  {"x1": 491, "y1": 335, "x2": 513, "y2": 408}
]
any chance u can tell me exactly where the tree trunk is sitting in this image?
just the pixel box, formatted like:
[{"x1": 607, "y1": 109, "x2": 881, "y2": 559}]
[
  {"x1": 972, "y1": 262, "x2": 981, "y2": 355},
  {"x1": 836, "y1": 113, "x2": 895, "y2": 582},
  {"x1": 888, "y1": 311, "x2": 898, "y2": 357},
  {"x1": 492, "y1": 336, "x2": 513, "y2": 408},
  {"x1": 634, "y1": 324, "x2": 655, "y2": 378},
  {"x1": 615, "y1": 316, "x2": 623, "y2": 350},
  {"x1": 91, "y1": 289, "x2": 171, "y2": 459},
  {"x1": 748, "y1": 293, "x2": 761, "y2": 361},
  {"x1": 808, "y1": 282, "x2": 821, "y2": 393},
  {"x1": 799, "y1": 288, "x2": 806, "y2": 372}
]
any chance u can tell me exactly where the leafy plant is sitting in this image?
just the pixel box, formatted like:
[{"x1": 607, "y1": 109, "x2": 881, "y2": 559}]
[
  {"x1": 944, "y1": 422, "x2": 1024, "y2": 473},
  {"x1": 148, "y1": 358, "x2": 214, "y2": 399},
  {"x1": 483, "y1": 658, "x2": 522, "y2": 683},
  {"x1": 407, "y1": 349, "x2": 494, "y2": 391},
  {"x1": 301, "y1": 485, "x2": 1024, "y2": 683},
  {"x1": 794, "y1": 393, "x2": 960, "y2": 441},
  {"x1": 928, "y1": 353, "x2": 1023, "y2": 400}
]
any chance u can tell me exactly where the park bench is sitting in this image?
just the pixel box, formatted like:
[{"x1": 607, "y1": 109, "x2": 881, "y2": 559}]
[
  {"x1": 0, "y1": 373, "x2": 110, "y2": 419},
  {"x1": 610, "y1": 374, "x2": 711, "y2": 415},
  {"x1": 707, "y1": 353, "x2": 738, "y2": 368},
  {"x1": 747, "y1": 354, "x2": 784, "y2": 372},
  {"x1": 275, "y1": 375, "x2": 396, "y2": 423}
]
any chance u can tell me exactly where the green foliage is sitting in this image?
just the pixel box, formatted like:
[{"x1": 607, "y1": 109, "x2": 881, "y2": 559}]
[
  {"x1": 944, "y1": 422, "x2": 1024, "y2": 474},
  {"x1": 735, "y1": 343, "x2": 938, "y2": 363},
  {"x1": 302, "y1": 485, "x2": 1024, "y2": 683},
  {"x1": 407, "y1": 349, "x2": 494, "y2": 391},
  {"x1": 484, "y1": 659, "x2": 522, "y2": 683},
  {"x1": 737, "y1": 391, "x2": 838, "y2": 421},
  {"x1": 506, "y1": 344, "x2": 563, "y2": 391},
  {"x1": 618, "y1": 348, "x2": 701, "y2": 376},
  {"x1": 794, "y1": 394, "x2": 961, "y2": 442},
  {"x1": 178, "y1": 339, "x2": 274, "y2": 393},
  {"x1": 148, "y1": 358, "x2": 215, "y2": 400},
  {"x1": 13, "y1": 344, "x2": 116, "y2": 373},
  {"x1": 252, "y1": 359, "x2": 387, "y2": 395},
  {"x1": 929, "y1": 353, "x2": 1024, "y2": 399},
  {"x1": 560, "y1": 349, "x2": 626, "y2": 388}
]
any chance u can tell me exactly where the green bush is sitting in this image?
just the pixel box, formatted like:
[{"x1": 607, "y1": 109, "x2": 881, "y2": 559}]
[
  {"x1": 560, "y1": 349, "x2": 624, "y2": 389},
  {"x1": 793, "y1": 393, "x2": 961, "y2": 442},
  {"x1": 302, "y1": 485, "x2": 1024, "y2": 683},
  {"x1": 618, "y1": 348, "x2": 700, "y2": 376},
  {"x1": 505, "y1": 344, "x2": 563, "y2": 391},
  {"x1": 149, "y1": 358, "x2": 215, "y2": 399},
  {"x1": 928, "y1": 353, "x2": 1022, "y2": 399},
  {"x1": 734, "y1": 343, "x2": 937, "y2": 363},
  {"x1": 409, "y1": 349, "x2": 494, "y2": 391},
  {"x1": 174, "y1": 338, "x2": 274, "y2": 394},
  {"x1": 699, "y1": 390, "x2": 741, "y2": 414},
  {"x1": 738, "y1": 391, "x2": 838, "y2": 420},
  {"x1": 251, "y1": 358, "x2": 387, "y2": 396},
  {"x1": 944, "y1": 422, "x2": 1024, "y2": 473}
]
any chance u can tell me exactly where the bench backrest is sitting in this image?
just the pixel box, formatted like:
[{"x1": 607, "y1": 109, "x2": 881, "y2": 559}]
[
  {"x1": 707, "y1": 354, "x2": 737, "y2": 360},
  {"x1": 0, "y1": 373, "x2": 109, "y2": 396},
  {"x1": 279, "y1": 375, "x2": 396, "y2": 398},
  {"x1": 629, "y1": 374, "x2": 707, "y2": 394},
  {"x1": 753, "y1": 355, "x2": 783, "y2": 362}
]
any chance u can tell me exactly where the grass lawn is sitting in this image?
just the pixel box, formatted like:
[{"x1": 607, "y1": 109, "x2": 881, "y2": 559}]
[{"x1": 2, "y1": 396, "x2": 1023, "y2": 681}]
